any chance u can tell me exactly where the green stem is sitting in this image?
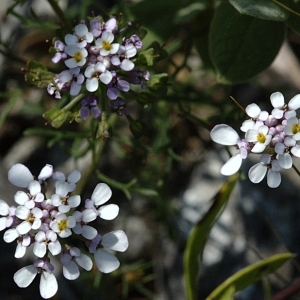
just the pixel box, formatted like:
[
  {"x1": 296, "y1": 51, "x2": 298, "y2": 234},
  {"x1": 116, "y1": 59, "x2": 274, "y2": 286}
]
[
  {"x1": 73, "y1": 138, "x2": 107, "y2": 196},
  {"x1": 292, "y1": 164, "x2": 300, "y2": 177},
  {"x1": 63, "y1": 93, "x2": 85, "y2": 111},
  {"x1": 73, "y1": 114, "x2": 118, "y2": 195},
  {"x1": 47, "y1": 0, "x2": 67, "y2": 26}
]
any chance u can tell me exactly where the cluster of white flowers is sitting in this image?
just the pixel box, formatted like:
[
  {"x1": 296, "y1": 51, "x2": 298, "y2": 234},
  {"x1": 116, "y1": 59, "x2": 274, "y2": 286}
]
[
  {"x1": 0, "y1": 163, "x2": 128, "y2": 299},
  {"x1": 48, "y1": 16, "x2": 150, "y2": 118},
  {"x1": 210, "y1": 92, "x2": 300, "y2": 188}
]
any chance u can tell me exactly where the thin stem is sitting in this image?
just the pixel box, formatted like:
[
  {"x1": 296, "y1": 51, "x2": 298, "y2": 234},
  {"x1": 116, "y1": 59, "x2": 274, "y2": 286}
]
[
  {"x1": 73, "y1": 114, "x2": 118, "y2": 195},
  {"x1": 47, "y1": 0, "x2": 67, "y2": 26},
  {"x1": 292, "y1": 164, "x2": 300, "y2": 177},
  {"x1": 230, "y1": 96, "x2": 246, "y2": 113},
  {"x1": 63, "y1": 93, "x2": 85, "y2": 111},
  {"x1": 272, "y1": 0, "x2": 300, "y2": 17}
]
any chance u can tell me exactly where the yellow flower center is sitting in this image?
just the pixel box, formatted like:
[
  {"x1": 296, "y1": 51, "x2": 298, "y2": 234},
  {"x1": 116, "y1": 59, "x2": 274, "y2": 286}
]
[
  {"x1": 257, "y1": 132, "x2": 266, "y2": 144},
  {"x1": 58, "y1": 219, "x2": 67, "y2": 231},
  {"x1": 102, "y1": 41, "x2": 111, "y2": 51},
  {"x1": 73, "y1": 52, "x2": 83, "y2": 63},
  {"x1": 27, "y1": 213, "x2": 35, "y2": 224},
  {"x1": 292, "y1": 123, "x2": 300, "y2": 134}
]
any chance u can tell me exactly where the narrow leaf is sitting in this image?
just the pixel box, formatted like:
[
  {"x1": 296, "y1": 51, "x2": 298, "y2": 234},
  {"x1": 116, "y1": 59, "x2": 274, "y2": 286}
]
[
  {"x1": 183, "y1": 174, "x2": 238, "y2": 300},
  {"x1": 209, "y1": 2, "x2": 285, "y2": 83},
  {"x1": 207, "y1": 252, "x2": 294, "y2": 300}
]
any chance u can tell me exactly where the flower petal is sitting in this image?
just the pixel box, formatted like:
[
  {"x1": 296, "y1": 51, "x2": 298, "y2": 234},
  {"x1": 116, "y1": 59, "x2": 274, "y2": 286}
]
[
  {"x1": 94, "y1": 249, "x2": 120, "y2": 273},
  {"x1": 8, "y1": 164, "x2": 34, "y2": 188},
  {"x1": 267, "y1": 170, "x2": 281, "y2": 188},
  {"x1": 98, "y1": 204, "x2": 119, "y2": 220},
  {"x1": 14, "y1": 265, "x2": 37, "y2": 288},
  {"x1": 210, "y1": 124, "x2": 240, "y2": 145},
  {"x1": 270, "y1": 92, "x2": 284, "y2": 108},
  {"x1": 101, "y1": 230, "x2": 128, "y2": 252},
  {"x1": 248, "y1": 163, "x2": 267, "y2": 183},
  {"x1": 75, "y1": 254, "x2": 93, "y2": 271},
  {"x1": 63, "y1": 261, "x2": 79, "y2": 280},
  {"x1": 91, "y1": 183, "x2": 112, "y2": 206},
  {"x1": 40, "y1": 272, "x2": 58, "y2": 299},
  {"x1": 220, "y1": 153, "x2": 242, "y2": 176}
]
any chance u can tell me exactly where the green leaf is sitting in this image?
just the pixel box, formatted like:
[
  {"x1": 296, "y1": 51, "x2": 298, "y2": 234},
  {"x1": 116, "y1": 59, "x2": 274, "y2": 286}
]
[
  {"x1": 183, "y1": 174, "x2": 238, "y2": 300},
  {"x1": 129, "y1": 0, "x2": 190, "y2": 39},
  {"x1": 229, "y1": 0, "x2": 289, "y2": 21},
  {"x1": 173, "y1": 2, "x2": 209, "y2": 24},
  {"x1": 25, "y1": 60, "x2": 55, "y2": 88},
  {"x1": 209, "y1": 2, "x2": 285, "y2": 83},
  {"x1": 219, "y1": 286, "x2": 235, "y2": 300},
  {"x1": 43, "y1": 108, "x2": 67, "y2": 128},
  {"x1": 206, "y1": 252, "x2": 294, "y2": 300}
]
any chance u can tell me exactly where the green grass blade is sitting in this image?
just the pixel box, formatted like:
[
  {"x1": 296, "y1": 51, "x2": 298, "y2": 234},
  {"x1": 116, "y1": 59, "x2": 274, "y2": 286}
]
[{"x1": 183, "y1": 174, "x2": 238, "y2": 300}]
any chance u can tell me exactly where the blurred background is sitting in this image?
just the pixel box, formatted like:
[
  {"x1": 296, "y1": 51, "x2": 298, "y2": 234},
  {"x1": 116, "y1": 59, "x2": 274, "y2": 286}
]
[{"x1": 1, "y1": 1, "x2": 300, "y2": 299}]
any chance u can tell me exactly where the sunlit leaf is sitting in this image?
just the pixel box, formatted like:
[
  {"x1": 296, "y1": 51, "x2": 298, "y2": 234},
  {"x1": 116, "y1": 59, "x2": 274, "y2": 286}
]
[
  {"x1": 183, "y1": 174, "x2": 238, "y2": 300},
  {"x1": 206, "y1": 252, "x2": 294, "y2": 300},
  {"x1": 229, "y1": 0, "x2": 289, "y2": 20}
]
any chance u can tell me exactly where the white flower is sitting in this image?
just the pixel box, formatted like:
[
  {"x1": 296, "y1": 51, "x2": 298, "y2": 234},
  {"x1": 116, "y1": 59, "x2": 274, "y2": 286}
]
[
  {"x1": 15, "y1": 206, "x2": 43, "y2": 235},
  {"x1": 14, "y1": 180, "x2": 44, "y2": 209},
  {"x1": 8, "y1": 164, "x2": 52, "y2": 188},
  {"x1": 52, "y1": 169, "x2": 81, "y2": 192},
  {"x1": 65, "y1": 24, "x2": 93, "y2": 48},
  {"x1": 51, "y1": 182, "x2": 81, "y2": 213},
  {"x1": 84, "y1": 62, "x2": 112, "y2": 92},
  {"x1": 91, "y1": 183, "x2": 119, "y2": 220},
  {"x1": 14, "y1": 259, "x2": 58, "y2": 299},
  {"x1": 64, "y1": 45, "x2": 88, "y2": 68},
  {"x1": 95, "y1": 32, "x2": 119, "y2": 56},
  {"x1": 92, "y1": 231, "x2": 128, "y2": 273},
  {"x1": 284, "y1": 117, "x2": 300, "y2": 140},
  {"x1": 270, "y1": 91, "x2": 300, "y2": 119},
  {"x1": 210, "y1": 124, "x2": 250, "y2": 176},
  {"x1": 72, "y1": 210, "x2": 98, "y2": 239},
  {"x1": 50, "y1": 213, "x2": 76, "y2": 238},
  {"x1": 245, "y1": 125, "x2": 272, "y2": 153},
  {"x1": 248, "y1": 154, "x2": 281, "y2": 188},
  {"x1": 111, "y1": 44, "x2": 137, "y2": 71},
  {"x1": 33, "y1": 231, "x2": 61, "y2": 258},
  {"x1": 60, "y1": 247, "x2": 93, "y2": 280},
  {"x1": 0, "y1": 200, "x2": 15, "y2": 230},
  {"x1": 274, "y1": 136, "x2": 299, "y2": 169}
]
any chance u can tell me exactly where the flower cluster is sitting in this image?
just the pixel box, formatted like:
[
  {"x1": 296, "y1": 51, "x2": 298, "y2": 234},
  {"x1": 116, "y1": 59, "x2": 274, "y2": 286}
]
[
  {"x1": 48, "y1": 17, "x2": 150, "y2": 117},
  {"x1": 0, "y1": 163, "x2": 128, "y2": 299},
  {"x1": 210, "y1": 92, "x2": 300, "y2": 188}
]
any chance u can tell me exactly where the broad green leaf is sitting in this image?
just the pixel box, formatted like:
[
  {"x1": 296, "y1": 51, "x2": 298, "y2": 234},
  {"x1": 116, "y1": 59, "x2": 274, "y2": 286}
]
[
  {"x1": 129, "y1": 0, "x2": 191, "y2": 39},
  {"x1": 206, "y1": 252, "x2": 294, "y2": 300},
  {"x1": 229, "y1": 0, "x2": 289, "y2": 21},
  {"x1": 183, "y1": 175, "x2": 238, "y2": 300},
  {"x1": 209, "y1": 2, "x2": 285, "y2": 83}
]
